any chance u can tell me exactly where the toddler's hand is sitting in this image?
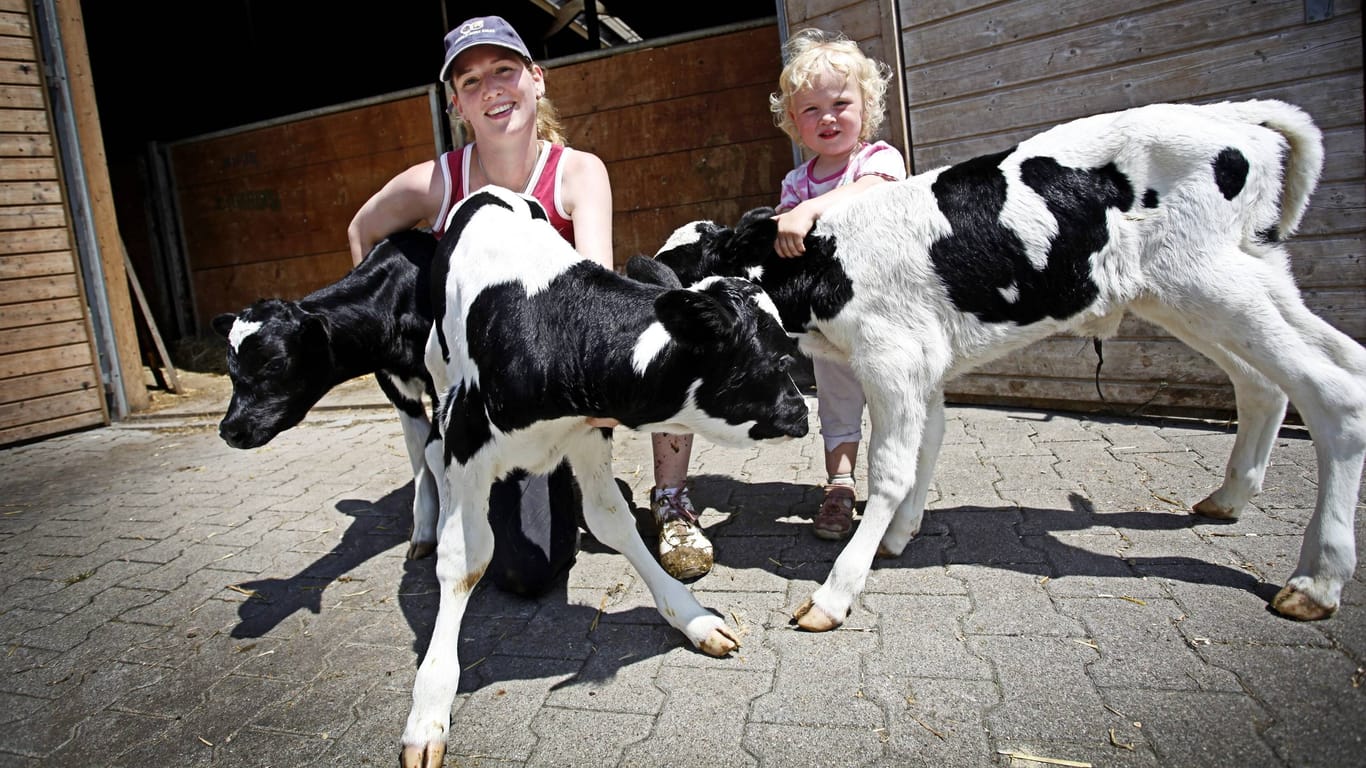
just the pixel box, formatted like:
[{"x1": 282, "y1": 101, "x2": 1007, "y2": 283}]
[
  {"x1": 586, "y1": 417, "x2": 620, "y2": 428},
  {"x1": 773, "y1": 210, "x2": 814, "y2": 258}
]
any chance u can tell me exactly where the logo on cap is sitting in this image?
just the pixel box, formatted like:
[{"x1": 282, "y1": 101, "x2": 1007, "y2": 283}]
[{"x1": 459, "y1": 20, "x2": 484, "y2": 37}]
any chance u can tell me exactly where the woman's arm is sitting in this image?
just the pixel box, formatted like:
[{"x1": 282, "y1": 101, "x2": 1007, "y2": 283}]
[
  {"x1": 347, "y1": 160, "x2": 443, "y2": 266},
  {"x1": 561, "y1": 149, "x2": 615, "y2": 271}
]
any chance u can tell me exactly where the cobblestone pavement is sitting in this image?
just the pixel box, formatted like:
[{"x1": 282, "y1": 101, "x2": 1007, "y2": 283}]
[{"x1": 1, "y1": 376, "x2": 1362, "y2": 767}]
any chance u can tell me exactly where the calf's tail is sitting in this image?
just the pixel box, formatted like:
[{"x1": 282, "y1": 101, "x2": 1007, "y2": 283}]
[{"x1": 1220, "y1": 99, "x2": 1324, "y2": 238}]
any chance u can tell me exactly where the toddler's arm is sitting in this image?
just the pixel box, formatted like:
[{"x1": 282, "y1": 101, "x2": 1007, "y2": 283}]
[{"x1": 773, "y1": 175, "x2": 889, "y2": 258}]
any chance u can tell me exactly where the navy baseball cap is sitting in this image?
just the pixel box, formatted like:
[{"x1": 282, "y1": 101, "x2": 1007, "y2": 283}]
[{"x1": 440, "y1": 16, "x2": 533, "y2": 82}]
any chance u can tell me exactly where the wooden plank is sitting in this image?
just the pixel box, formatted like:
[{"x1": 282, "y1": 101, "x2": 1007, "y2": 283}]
[
  {"x1": 606, "y1": 137, "x2": 791, "y2": 212},
  {"x1": 0, "y1": 387, "x2": 104, "y2": 432},
  {"x1": 0, "y1": 272, "x2": 80, "y2": 304},
  {"x1": 0, "y1": 318, "x2": 88, "y2": 355},
  {"x1": 614, "y1": 192, "x2": 775, "y2": 260},
  {"x1": 0, "y1": 227, "x2": 69, "y2": 255},
  {"x1": 0, "y1": 10, "x2": 31, "y2": 37},
  {"x1": 1298, "y1": 180, "x2": 1366, "y2": 240},
  {"x1": 972, "y1": 337, "x2": 1229, "y2": 385},
  {"x1": 0, "y1": 180, "x2": 60, "y2": 206},
  {"x1": 0, "y1": 83, "x2": 43, "y2": 109},
  {"x1": 0, "y1": 35, "x2": 35, "y2": 61},
  {"x1": 0, "y1": 59, "x2": 40, "y2": 87},
  {"x1": 0, "y1": 250, "x2": 75, "y2": 279},
  {"x1": 549, "y1": 25, "x2": 782, "y2": 117},
  {"x1": 0, "y1": 204, "x2": 66, "y2": 230},
  {"x1": 946, "y1": 373, "x2": 1237, "y2": 416},
  {"x1": 906, "y1": 19, "x2": 1361, "y2": 147},
  {"x1": 169, "y1": 94, "x2": 434, "y2": 188},
  {"x1": 795, "y1": 3, "x2": 883, "y2": 41},
  {"x1": 0, "y1": 156, "x2": 56, "y2": 181},
  {"x1": 0, "y1": 297, "x2": 85, "y2": 329},
  {"x1": 176, "y1": 144, "x2": 432, "y2": 271},
  {"x1": 0, "y1": 133, "x2": 52, "y2": 157},
  {"x1": 900, "y1": 0, "x2": 999, "y2": 27},
  {"x1": 0, "y1": 342, "x2": 92, "y2": 379},
  {"x1": 0, "y1": 366, "x2": 100, "y2": 406},
  {"x1": 565, "y1": 82, "x2": 787, "y2": 163},
  {"x1": 907, "y1": 0, "x2": 1302, "y2": 72},
  {"x1": 911, "y1": 72, "x2": 1366, "y2": 169},
  {"x1": 191, "y1": 250, "x2": 352, "y2": 327},
  {"x1": 0, "y1": 409, "x2": 105, "y2": 445},
  {"x1": 0, "y1": 108, "x2": 48, "y2": 133},
  {"x1": 1289, "y1": 237, "x2": 1365, "y2": 288}
]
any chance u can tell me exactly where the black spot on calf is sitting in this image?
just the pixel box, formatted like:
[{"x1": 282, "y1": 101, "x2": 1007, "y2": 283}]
[
  {"x1": 927, "y1": 151, "x2": 1134, "y2": 325},
  {"x1": 1213, "y1": 147, "x2": 1250, "y2": 200},
  {"x1": 1143, "y1": 189, "x2": 1160, "y2": 208}
]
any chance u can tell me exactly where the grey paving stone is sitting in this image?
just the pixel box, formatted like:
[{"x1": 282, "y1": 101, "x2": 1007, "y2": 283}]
[
  {"x1": 862, "y1": 593, "x2": 992, "y2": 681},
  {"x1": 1103, "y1": 688, "x2": 1282, "y2": 768},
  {"x1": 744, "y1": 721, "x2": 888, "y2": 768},
  {"x1": 863, "y1": 677, "x2": 998, "y2": 768},
  {"x1": 525, "y1": 707, "x2": 653, "y2": 767},
  {"x1": 1201, "y1": 644, "x2": 1366, "y2": 768}
]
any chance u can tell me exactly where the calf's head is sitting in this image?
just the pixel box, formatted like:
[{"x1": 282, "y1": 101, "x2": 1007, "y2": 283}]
[
  {"x1": 212, "y1": 299, "x2": 333, "y2": 449},
  {"x1": 651, "y1": 276, "x2": 808, "y2": 444},
  {"x1": 648, "y1": 207, "x2": 784, "y2": 286}
]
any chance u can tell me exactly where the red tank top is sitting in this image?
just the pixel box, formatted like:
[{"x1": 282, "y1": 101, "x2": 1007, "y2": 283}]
[{"x1": 433, "y1": 142, "x2": 575, "y2": 244}]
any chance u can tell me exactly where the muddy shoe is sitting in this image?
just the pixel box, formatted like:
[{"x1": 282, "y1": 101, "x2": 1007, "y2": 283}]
[
  {"x1": 813, "y1": 484, "x2": 856, "y2": 540},
  {"x1": 653, "y1": 488, "x2": 713, "y2": 580}
]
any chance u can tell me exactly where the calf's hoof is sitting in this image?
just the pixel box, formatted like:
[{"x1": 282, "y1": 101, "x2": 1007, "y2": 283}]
[
  {"x1": 400, "y1": 741, "x2": 446, "y2": 768},
  {"x1": 1271, "y1": 585, "x2": 1336, "y2": 621},
  {"x1": 1192, "y1": 495, "x2": 1239, "y2": 520},
  {"x1": 791, "y1": 598, "x2": 843, "y2": 632},
  {"x1": 698, "y1": 625, "x2": 740, "y2": 657},
  {"x1": 406, "y1": 540, "x2": 436, "y2": 560}
]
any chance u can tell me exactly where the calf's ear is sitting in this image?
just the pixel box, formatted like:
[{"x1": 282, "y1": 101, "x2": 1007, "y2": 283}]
[
  {"x1": 730, "y1": 208, "x2": 779, "y2": 264},
  {"x1": 211, "y1": 313, "x2": 237, "y2": 339},
  {"x1": 625, "y1": 255, "x2": 683, "y2": 289},
  {"x1": 654, "y1": 289, "x2": 736, "y2": 349}
]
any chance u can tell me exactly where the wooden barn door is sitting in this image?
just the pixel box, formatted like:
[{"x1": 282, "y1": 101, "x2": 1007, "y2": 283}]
[
  {"x1": 0, "y1": 0, "x2": 108, "y2": 445},
  {"x1": 163, "y1": 88, "x2": 444, "y2": 332}
]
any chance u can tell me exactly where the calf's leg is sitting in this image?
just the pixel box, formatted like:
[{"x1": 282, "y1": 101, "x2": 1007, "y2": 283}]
[
  {"x1": 879, "y1": 393, "x2": 945, "y2": 557},
  {"x1": 796, "y1": 384, "x2": 931, "y2": 631},
  {"x1": 1136, "y1": 302, "x2": 1288, "y2": 520},
  {"x1": 564, "y1": 432, "x2": 738, "y2": 656},
  {"x1": 398, "y1": 408, "x2": 440, "y2": 559},
  {"x1": 400, "y1": 460, "x2": 495, "y2": 768},
  {"x1": 1156, "y1": 250, "x2": 1366, "y2": 619}
]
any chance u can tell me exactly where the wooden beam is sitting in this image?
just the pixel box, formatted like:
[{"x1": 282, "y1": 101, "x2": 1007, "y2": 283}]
[{"x1": 51, "y1": 0, "x2": 147, "y2": 410}]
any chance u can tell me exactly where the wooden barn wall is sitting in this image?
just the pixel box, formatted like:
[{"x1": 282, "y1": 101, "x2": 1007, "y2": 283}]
[
  {"x1": 167, "y1": 90, "x2": 439, "y2": 331},
  {"x1": 548, "y1": 23, "x2": 793, "y2": 261},
  {"x1": 788, "y1": 0, "x2": 1364, "y2": 416},
  {"x1": 0, "y1": 0, "x2": 107, "y2": 445}
]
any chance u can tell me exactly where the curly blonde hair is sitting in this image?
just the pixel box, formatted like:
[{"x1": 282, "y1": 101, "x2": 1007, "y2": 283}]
[
  {"x1": 450, "y1": 57, "x2": 567, "y2": 146},
  {"x1": 769, "y1": 29, "x2": 891, "y2": 147}
]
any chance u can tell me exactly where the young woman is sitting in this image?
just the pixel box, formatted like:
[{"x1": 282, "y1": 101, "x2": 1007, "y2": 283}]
[{"x1": 349, "y1": 15, "x2": 708, "y2": 588}]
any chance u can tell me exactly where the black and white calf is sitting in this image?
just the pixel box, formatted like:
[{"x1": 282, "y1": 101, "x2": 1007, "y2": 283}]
[
  {"x1": 648, "y1": 100, "x2": 1363, "y2": 631},
  {"x1": 213, "y1": 234, "x2": 581, "y2": 596},
  {"x1": 401, "y1": 187, "x2": 808, "y2": 768},
  {"x1": 213, "y1": 231, "x2": 442, "y2": 559}
]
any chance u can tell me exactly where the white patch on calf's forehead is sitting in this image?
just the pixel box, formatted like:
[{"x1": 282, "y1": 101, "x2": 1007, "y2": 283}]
[
  {"x1": 228, "y1": 319, "x2": 263, "y2": 352},
  {"x1": 655, "y1": 222, "x2": 707, "y2": 255},
  {"x1": 632, "y1": 322, "x2": 671, "y2": 375},
  {"x1": 998, "y1": 282, "x2": 1020, "y2": 303},
  {"x1": 749, "y1": 288, "x2": 783, "y2": 324}
]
